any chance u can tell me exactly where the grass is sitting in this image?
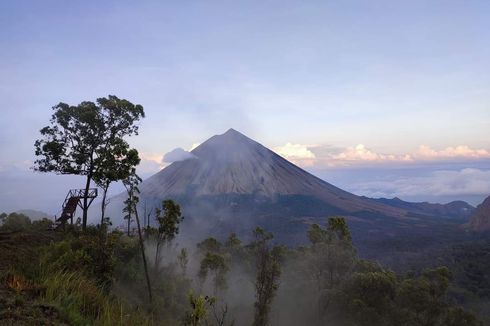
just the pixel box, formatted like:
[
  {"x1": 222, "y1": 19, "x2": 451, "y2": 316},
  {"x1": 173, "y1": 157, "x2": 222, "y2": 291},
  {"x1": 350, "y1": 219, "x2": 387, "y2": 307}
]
[
  {"x1": 41, "y1": 271, "x2": 153, "y2": 326},
  {"x1": 0, "y1": 230, "x2": 155, "y2": 325}
]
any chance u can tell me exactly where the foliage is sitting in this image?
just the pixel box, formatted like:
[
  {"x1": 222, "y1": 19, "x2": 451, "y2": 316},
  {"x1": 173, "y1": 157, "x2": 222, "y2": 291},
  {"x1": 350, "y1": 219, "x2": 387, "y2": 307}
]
[
  {"x1": 0, "y1": 212, "x2": 32, "y2": 231},
  {"x1": 197, "y1": 237, "x2": 222, "y2": 254},
  {"x1": 40, "y1": 229, "x2": 124, "y2": 290},
  {"x1": 252, "y1": 227, "x2": 282, "y2": 326},
  {"x1": 32, "y1": 217, "x2": 54, "y2": 230},
  {"x1": 122, "y1": 167, "x2": 153, "y2": 305},
  {"x1": 450, "y1": 238, "x2": 490, "y2": 299},
  {"x1": 183, "y1": 292, "x2": 210, "y2": 326},
  {"x1": 153, "y1": 199, "x2": 184, "y2": 244},
  {"x1": 151, "y1": 199, "x2": 184, "y2": 274},
  {"x1": 94, "y1": 141, "x2": 140, "y2": 225},
  {"x1": 183, "y1": 293, "x2": 233, "y2": 326},
  {"x1": 1, "y1": 215, "x2": 483, "y2": 326},
  {"x1": 122, "y1": 168, "x2": 142, "y2": 236},
  {"x1": 198, "y1": 252, "x2": 229, "y2": 295},
  {"x1": 33, "y1": 95, "x2": 145, "y2": 229}
]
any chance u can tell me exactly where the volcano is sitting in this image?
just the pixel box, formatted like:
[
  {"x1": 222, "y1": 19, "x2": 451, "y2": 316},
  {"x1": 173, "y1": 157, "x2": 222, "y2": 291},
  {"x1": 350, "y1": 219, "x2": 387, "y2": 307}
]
[
  {"x1": 138, "y1": 128, "x2": 405, "y2": 218},
  {"x1": 104, "y1": 128, "x2": 472, "y2": 251}
]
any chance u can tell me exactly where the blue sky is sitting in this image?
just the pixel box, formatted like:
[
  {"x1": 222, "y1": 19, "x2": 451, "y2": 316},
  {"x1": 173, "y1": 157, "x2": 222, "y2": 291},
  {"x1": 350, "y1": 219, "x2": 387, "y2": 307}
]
[{"x1": 0, "y1": 0, "x2": 489, "y2": 212}]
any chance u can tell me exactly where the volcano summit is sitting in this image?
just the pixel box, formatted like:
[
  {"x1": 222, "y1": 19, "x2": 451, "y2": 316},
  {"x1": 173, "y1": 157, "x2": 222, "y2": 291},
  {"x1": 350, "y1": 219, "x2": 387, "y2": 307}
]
[
  {"x1": 105, "y1": 129, "x2": 472, "y2": 250},
  {"x1": 139, "y1": 128, "x2": 404, "y2": 217}
]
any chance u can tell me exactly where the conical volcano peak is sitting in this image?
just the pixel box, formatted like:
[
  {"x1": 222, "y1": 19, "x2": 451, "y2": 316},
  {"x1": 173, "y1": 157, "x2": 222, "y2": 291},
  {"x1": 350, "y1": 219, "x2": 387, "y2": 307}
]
[
  {"x1": 219, "y1": 128, "x2": 254, "y2": 142},
  {"x1": 223, "y1": 128, "x2": 242, "y2": 136},
  {"x1": 128, "y1": 129, "x2": 406, "y2": 219},
  {"x1": 192, "y1": 128, "x2": 261, "y2": 157}
]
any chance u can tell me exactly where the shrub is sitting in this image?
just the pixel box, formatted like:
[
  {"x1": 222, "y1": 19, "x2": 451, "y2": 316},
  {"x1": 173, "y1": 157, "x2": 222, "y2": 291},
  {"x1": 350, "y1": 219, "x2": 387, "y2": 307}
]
[{"x1": 0, "y1": 213, "x2": 31, "y2": 231}]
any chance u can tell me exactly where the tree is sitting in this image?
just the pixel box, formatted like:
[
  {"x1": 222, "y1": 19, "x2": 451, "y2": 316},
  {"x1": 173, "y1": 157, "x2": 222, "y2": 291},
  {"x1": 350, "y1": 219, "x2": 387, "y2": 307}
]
[
  {"x1": 184, "y1": 293, "x2": 211, "y2": 326},
  {"x1": 122, "y1": 171, "x2": 142, "y2": 236},
  {"x1": 303, "y1": 217, "x2": 357, "y2": 322},
  {"x1": 178, "y1": 248, "x2": 189, "y2": 276},
  {"x1": 123, "y1": 168, "x2": 153, "y2": 305},
  {"x1": 307, "y1": 217, "x2": 356, "y2": 290},
  {"x1": 34, "y1": 95, "x2": 145, "y2": 230},
  {"x1": 0, "y1": 213, "x2": 31, "y2": 232},
  {"x1": 184, "y1": 292, "x2": 233, "y2": 326},
  {"x1": 224, "y1": 233, "x2": 242, "y2": 252},
  {"x1": 0, "y1": 212, "x2": 7, "y2": 224},
  {"x1": 197, "y1": 237, "x2": 222, "y2": 254},
  {"x1": 152, "y1": 199, "x2": 183, "y2": 274},
  {"x1": 198, "y1": 252, "x2": 229, "y2": 295},
  {"x1": 93, "y1": 140, "x2": 140, "y2": 225},
  {"x1": 252, "y1": 227, "x2": 282, "y2": 326}
]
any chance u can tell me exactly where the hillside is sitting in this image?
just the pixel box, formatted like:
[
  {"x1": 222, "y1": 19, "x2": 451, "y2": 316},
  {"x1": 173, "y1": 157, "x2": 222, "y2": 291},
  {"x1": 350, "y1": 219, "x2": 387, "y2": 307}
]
[
  {"x1": 372, "y1": 197, "x2": 474, "y2": 220},
  {"x1": 469, "y1": 195, "x2": 490, "y2": 231}
]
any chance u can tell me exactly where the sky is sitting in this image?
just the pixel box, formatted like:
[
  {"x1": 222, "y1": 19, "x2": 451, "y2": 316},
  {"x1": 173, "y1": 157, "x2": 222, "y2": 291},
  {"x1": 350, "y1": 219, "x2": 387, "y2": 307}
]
[{"x1": 0, "y1": 0, "x2": 489, "y2": 213}]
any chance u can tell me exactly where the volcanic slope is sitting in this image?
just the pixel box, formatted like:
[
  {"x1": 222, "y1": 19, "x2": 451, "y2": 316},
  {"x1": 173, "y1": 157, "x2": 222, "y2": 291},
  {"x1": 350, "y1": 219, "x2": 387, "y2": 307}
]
[{"x1": 138, "y1": 128, "x2": 406, "y2": 219}]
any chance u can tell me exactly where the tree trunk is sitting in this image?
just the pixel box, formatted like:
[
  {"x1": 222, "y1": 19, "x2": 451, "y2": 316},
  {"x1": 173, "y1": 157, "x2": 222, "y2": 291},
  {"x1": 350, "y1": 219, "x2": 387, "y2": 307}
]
[
  {"x1": 134, "y1": 203, "x2": 153, "y2": 305},
  {"x1": 127, "y1": 211, "x2": 131, "y2": 236},
  {"x1": 154, "y1": 241, "x2": 161, "y2": 275},
  {"x1": 82, "y1": 173, "x2": 92, "y2": 231},
  {"x1": 100, "y1": 183, "x2": 109, "y2": 225}
]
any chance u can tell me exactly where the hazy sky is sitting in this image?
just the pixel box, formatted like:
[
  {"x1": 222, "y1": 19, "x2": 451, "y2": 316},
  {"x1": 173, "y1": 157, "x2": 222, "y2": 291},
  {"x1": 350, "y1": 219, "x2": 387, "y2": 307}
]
[{"x1": 1, "y1": 1, "x2": 489, "y2": 213}]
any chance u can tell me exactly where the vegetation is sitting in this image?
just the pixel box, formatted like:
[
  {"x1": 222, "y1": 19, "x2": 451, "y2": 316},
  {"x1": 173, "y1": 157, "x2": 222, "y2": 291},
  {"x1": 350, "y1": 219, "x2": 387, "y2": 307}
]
[
  {"x1": 1, "y1": 212, "x2": 484, "y2": 325},
  {"x1": 33, "y1": 95, "x2": 145, "y2": 229}
]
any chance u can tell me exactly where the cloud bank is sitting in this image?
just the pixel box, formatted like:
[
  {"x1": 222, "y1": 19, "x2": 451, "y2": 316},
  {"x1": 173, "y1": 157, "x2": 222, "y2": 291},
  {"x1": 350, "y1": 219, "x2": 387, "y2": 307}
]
[
  {"x1": 274, "y1": 143, "x2": 490, "y2": 168},
  {"x1": 349, "y1": 168, "x2": 490, "y2": 201}
]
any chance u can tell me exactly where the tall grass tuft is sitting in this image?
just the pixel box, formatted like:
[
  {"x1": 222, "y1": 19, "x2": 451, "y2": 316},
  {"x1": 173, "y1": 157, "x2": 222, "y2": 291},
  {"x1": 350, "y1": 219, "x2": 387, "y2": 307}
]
[{"x1": 41, "y1": 271, "x2": 152, "y2": 325}]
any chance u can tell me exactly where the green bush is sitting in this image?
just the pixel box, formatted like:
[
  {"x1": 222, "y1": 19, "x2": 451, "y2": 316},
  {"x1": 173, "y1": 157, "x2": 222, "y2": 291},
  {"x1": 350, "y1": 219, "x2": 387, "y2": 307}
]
[{"x1": 0, "y1": 212, "x2": 31, "y2": 231}]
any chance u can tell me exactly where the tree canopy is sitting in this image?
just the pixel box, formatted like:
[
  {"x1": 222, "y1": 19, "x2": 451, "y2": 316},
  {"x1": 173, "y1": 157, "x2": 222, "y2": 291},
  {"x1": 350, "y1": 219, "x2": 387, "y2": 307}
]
[{"x1": 34, "y1": 95, "x2": 145, "y2": 229}]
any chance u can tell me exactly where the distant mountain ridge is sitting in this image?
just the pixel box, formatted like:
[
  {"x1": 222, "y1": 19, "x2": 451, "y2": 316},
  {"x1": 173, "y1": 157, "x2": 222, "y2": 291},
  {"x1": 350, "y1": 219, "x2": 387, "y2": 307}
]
[
  {"x1": 372, "y1": 197, "x2": 474, "y2": 220},
  {"x1": 469, "y1": 196, "x2": 490, "y2": 231}
]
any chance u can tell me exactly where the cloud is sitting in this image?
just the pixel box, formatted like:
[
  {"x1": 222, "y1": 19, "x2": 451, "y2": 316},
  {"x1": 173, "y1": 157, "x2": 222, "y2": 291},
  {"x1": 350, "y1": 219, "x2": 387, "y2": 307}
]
[
  {"x1": 274, "y1": 143, "x2": 316, "y2": 159},
  {"x1": 332, "y1": 144, "x2": 412, "y2": 163},
  {"x1": 137, "y1": 152, "x2": 167, "y2": 175},
  {"x1": 350, "y1": 168, "x2": 490, "y2": 199},
  {"x1": 274, "y1": 142, "x2": 490, "y2": 168},
  {"x1": 415, "y1": 145, "x2": 490, "y2": 160},
  {"x1": 163, "y1": 148, "x2": 197, "y2": 163},
  {"x1": 273, "y1": 143, "x2": 316, "y2": 166}
]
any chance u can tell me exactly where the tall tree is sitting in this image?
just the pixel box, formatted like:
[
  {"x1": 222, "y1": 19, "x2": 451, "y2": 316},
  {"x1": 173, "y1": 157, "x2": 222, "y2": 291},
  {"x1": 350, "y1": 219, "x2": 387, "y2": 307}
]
[
  {"x1": 123, "y1": 168, "x2": 153, "y2": 305},
  {"x1": 93, "y1": 140, "x2": 140, "y2": 225},
  {"x1": 252, "y1": 227, "x2": 282, "y2": 326},
  {"x1": 152, "y1": 199, "x2": 183, "y2": 274},
  {"x1": 33, "y1": 95, "x2": 145, "y2": 230},
  {"x1": 198, "y1": 252, "x2": 229, "y2": 295}
]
